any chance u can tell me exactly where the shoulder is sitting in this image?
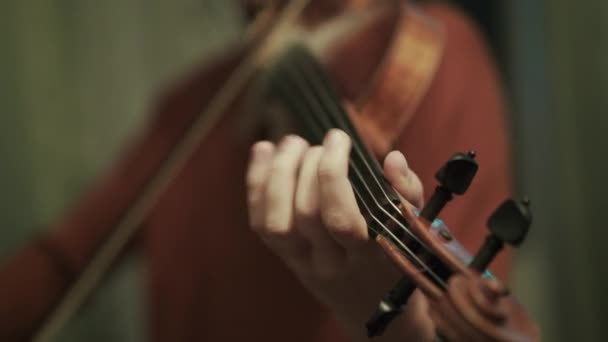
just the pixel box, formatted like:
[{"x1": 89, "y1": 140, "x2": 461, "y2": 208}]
[
  {"x1": 423, "y1": 2, "x2": 500, "y2": 94},
  {"x1": 418, "y1": 2, "x2": 500, "y2": 108},
  {"x1": 421, "y1": 2, "x2": 491, "y2": 57}
]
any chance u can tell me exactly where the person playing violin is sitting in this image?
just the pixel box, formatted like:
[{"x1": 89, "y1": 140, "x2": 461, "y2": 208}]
[
  {"x1": 245, "y1": 1, "x2": 540, "y2": 338},
  {"x1": 0, "y1": 0, "x2": 538, "y2": 341}
]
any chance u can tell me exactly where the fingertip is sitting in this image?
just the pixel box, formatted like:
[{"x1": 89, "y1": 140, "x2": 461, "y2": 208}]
[
  {"x1": 323, "y1": 129, "x2": 350, "y2": 148},
  {"x1": 251, "y1": 141, "x2": 275, "y2": 159},
  {"x1": 383, "y1": 151, "x2": 424, "y2": 208},
  {"x1": 484, "y1": 278, "x2": 510, "y2": 298},
  {"x1": 383, "y1": 150, "x2": 409, "y2": 177}
]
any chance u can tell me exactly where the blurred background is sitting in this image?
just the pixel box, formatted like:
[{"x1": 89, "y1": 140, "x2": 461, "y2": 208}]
[{"x1": 0, "y1": 0, "x2": 606, "y2": 341}]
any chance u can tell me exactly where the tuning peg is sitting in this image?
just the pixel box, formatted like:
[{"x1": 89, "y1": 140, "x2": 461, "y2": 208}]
[
  {"x1": 470, "y1": 198, "x2": 532, "y2": 272},
  {"x1": 420, "y1": 151, "x2": 478, "y2": 221},
  {"x1": 365, "y1": 278, "x2": 416, "y2": 337}
]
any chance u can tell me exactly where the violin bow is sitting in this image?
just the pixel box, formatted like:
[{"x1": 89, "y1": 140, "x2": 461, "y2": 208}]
[{"x1": 32, "y1": 1, "x2": 312, "y2": 340}]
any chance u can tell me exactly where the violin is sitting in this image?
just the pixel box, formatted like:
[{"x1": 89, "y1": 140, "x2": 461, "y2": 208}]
[
  {"x1": 261, "y1": 43, "x2": 538, "y2": 340},
  {"x1": 1, "y1": 0, "x2": 538, "y2": 341}
]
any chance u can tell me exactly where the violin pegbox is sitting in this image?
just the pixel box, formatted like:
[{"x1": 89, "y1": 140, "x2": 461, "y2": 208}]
[
  {"x1": 367, "y1": 151, "x2": 534, "y2": 337},
  {"x1": 367, "y1": 150, "x2": 480, "y2": 336}
]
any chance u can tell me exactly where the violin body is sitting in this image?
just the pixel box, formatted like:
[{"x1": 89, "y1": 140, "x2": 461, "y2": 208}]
[{"x1": 0, "y1": 1, "x2": 537, "y2": 341}]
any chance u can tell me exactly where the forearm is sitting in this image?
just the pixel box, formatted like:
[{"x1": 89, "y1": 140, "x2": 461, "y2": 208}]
[
  {"x1": 0, "y1": 129, "x2": 157, "y2": 340},
  {"x1": 0, "y1": 118, "x2": 168, "y2": 340},
  {"x1": 0, "y1": 47, "x2": 247, "y2": 341},
  {"x1": 0, "y1": 177, "x2": 146, "y2": 341}
]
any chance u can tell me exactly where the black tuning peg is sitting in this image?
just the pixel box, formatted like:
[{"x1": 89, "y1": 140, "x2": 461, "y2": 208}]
[
  {"x1": 470, "y1": 198, "x2": 532, "y2": 272},
  {"x1": 365, "y1": 278, "x2": 416, "y2": 337},
  {"x1": 420, "y1": 151, "x2": 478, "y2": 221}
]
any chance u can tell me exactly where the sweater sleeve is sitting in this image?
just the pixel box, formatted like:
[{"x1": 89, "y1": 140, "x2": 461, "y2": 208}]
[
  {"x1": 393, "y1": 4, "x2": 513, "y2": 281},
  {"x1": 0, "y1": 108, "x2": 171, "y2": 341},
  {"x1": 0, "y1": 46, "x2": 247, "y2": 342}
]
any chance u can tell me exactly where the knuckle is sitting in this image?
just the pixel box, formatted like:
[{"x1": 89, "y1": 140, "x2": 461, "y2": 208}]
[
  {"x1": 245, "y1": 168, "x2": 265, "y2": 191},
  {"x1": 259, "y1": 226, "x2": 298, "y2": 251},
  {"x1": 263, "y1": 180, "x2": 287, "y2": 209},
  {"x1": 278, "y1": 135, "x2": 309, "y2": 153},
  {"x1": 317, "y1": 163, "x2": 340, "y2": 184},
  {"x1": 270, "y1": 138, "x2": 310, "y2": 176},
  {"x1": 269, "y1": 157, "x2": 291, "y2": 175},
  {"x1": 247, "y1": 187, "x2": 262, "y2": 207},
  {"x1": 294, "y1": 197, "x2": 318, "y2": 222},
  {"x1": 331, "y1": 226, "x2": 361, "y2": 243},
  {"x1": 323, "y1": 209, "x2": 353, "y2": 234},
  {"x1": 324, "y1": 211, "x2": 367, "y2": 243},
  {"x1": 246, "y1": 162, "x2": 265, "y2": 181},
  {"x1": 263, "y1": 215, "x2": 292, "y2": 237},
  {"x1": 295, "y1": 207, "x2": 317, "y2": 226},
  {"x1": 304, "y1": 146, "x2": 324, "y2": 161}
]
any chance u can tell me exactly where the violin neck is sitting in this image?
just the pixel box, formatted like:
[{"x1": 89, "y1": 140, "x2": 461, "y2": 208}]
[
  {"x1": 265, "y1": 44, "x2": 403, "y2": 235},
  {"x1": 265, "y1": 44, "x2": 454, "y2": 293}
]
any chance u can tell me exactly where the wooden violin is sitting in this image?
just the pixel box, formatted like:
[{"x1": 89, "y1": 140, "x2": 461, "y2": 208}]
[
  {"x1": 260, "y1": 41, "x2": 538, "y2": 340},
  {"x1": 0, "y1": 0, "x2": 538, "y2": 341}
]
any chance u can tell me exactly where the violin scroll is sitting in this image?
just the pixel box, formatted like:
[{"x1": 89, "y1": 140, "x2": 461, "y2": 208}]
[
  {"x1": 433, "y1": 274, "x2": 540, "y2": 342},
  {"x1": 366, "y1": 151, "x2": 480, "y2": 337},
  {"x1": 431, "y1": 198, "x2": 536, "y2": 341},
  {"x1": 368, "y1": 152, "x2": 536, "y2": 341}
]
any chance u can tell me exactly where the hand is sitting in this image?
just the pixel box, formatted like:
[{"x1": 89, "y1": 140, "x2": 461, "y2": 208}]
[
  {"x1": 430, "y1": 275, "x2": 540, "y2": 342},
  {"x1": 246, "y1": 129, "x2": 432, "y2": 341}
]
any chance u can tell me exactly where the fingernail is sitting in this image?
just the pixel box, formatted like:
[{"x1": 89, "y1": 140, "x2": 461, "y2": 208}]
[{"x1": 324, "y1": 129, "x2": 346, "y2": 148}]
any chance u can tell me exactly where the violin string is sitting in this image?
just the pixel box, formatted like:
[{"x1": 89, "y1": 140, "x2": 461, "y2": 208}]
[
  {"x1": 277, "y1": 60, "x2": 447, "y2": 288},
  {"x1": 272, "y1": 73, "x2": 435, "y2": 280},
  {"x1": 292, "y1": 73, "x2": 447, "y2": 288},
  {"x1": 288, "y1": 49, "x2": 430, "y2": 247},
  {"x1": 31, "y1": 0, "x2": 316, "y2": 339},
  {"x1": 272, "y1": 53, "x2": 447, "y2": 288},
  {"x1": 32, "y1": 52, "x2": 263, "y2": 342},
  {"x1": 279, "y1": 49, "x2": 429, "y2": 246}
]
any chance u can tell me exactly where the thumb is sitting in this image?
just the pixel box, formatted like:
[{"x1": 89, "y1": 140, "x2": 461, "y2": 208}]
[{"x1": 383, "y1": 151, "x2": 424, "y2": 209}]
